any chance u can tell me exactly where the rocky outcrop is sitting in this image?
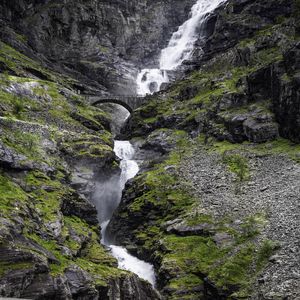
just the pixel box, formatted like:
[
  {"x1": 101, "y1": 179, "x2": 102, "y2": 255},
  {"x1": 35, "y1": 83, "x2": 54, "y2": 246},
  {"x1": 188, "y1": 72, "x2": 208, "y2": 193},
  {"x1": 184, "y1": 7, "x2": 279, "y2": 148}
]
[
  {"x1": 123, "y1": 0, "x2": 299, "y2": 145},
  {"x1": 108, "y1": 0, "x2": 300, "y2": 299},
  {"x1": 271, "y1": 43, "x2": 300, "y2": 143},
  {"x1": 0, "y1": 0, "x2": 195, "y2": 94},
  {"x1": 0, "y1": 40, "x2": 159, "y2": 298},
  {"x1": 1, "y1": 0, "x2": 300, "y2": 299},
  {"x1": 191, "y1": 0, "x2": 294, "y2": 66},
  {"x1": 0, "y1": 240, "x2": 159, "y2": 299}
]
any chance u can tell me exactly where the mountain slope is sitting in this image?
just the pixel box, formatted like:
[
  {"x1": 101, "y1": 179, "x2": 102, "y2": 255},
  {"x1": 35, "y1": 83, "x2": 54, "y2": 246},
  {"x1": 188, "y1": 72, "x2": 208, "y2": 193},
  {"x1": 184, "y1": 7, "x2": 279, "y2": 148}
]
[
  {"x1": 0, "y1": 0, "x2": 299, "y2": 299},
  {"x1": 108, "y1": 0, "x2": 300, "y2": 299}
]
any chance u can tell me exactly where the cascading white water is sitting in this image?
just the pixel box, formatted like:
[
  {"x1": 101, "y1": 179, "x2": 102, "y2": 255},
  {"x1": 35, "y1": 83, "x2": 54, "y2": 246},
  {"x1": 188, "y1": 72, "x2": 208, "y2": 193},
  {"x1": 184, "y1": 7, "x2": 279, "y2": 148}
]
[
  {"x1": 136, "y1": 0, "x2": 226, "y2": 95},
  {"x1": 95, "y1": 0, "x2": 226, "y2": 288},
  {"x1": 114, "y1": 141, "x2": 139, "y2": 188},
  {"x1": 100, "y1": 141, "x2": 156, "y2": 286}
]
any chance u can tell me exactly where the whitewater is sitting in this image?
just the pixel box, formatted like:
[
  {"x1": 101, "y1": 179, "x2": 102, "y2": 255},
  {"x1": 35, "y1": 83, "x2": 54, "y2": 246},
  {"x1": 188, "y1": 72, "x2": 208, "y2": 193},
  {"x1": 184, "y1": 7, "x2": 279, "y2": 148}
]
[
  {"x1": 97, "y1": 0, "x2": 226, "y2": 288},
  {"x1": 100, "y1": 141, "x2": 156, "y2": 286},
  {"x1": 136, "y1": 0, "x2": 226, "y2": 95}
]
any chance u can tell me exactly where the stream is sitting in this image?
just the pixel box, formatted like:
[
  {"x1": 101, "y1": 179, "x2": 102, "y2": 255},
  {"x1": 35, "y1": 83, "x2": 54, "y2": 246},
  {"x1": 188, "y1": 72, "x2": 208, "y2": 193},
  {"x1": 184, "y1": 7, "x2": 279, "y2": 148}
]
[
  {"x1": 100, "y1": 141, "x2": 156, "y2": 286},
  {"x1": 94, "y1": 0, "x2": 226, "y2": 288}
]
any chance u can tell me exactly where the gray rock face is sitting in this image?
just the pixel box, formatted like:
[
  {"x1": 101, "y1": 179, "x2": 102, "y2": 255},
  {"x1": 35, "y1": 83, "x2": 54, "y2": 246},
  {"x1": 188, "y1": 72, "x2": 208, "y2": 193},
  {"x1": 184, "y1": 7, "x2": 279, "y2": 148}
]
[
  {"x1": 61, "y1": 191, "x2": 99, "y2": 226},
  {"x1": 272, "y1": 44, "x2": 300, "y2": 143},
  {"x1": 107, "y1": 274, "x2": 161, "y2": 300},
  {"x1": 0, "y1": 0, "x2": 195, "y2": 94},
  {"x1": 243, "y1": 117, "x2": 279, "y2": 143},
  {"x1": 190, "y1": 0, "x2": 294, "y2": 66},
  {"x1": 166, "y1": 222, "x2": 215, "y2": 236}
]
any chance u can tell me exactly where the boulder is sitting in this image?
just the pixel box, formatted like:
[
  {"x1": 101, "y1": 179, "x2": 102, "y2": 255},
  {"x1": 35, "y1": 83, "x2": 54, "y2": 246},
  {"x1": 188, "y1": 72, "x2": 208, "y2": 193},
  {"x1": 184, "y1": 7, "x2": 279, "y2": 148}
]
[{"x1": 61, "y1": 191, "x2": 98, "y2": 226}]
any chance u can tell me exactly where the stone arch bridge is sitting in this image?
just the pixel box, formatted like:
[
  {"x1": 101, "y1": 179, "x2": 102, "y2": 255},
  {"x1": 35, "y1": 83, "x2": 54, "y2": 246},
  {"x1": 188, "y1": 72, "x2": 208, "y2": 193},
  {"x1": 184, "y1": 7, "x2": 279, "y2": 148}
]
[{"x1": 86, "y1": 95, "x2": 149, "y2": 113}]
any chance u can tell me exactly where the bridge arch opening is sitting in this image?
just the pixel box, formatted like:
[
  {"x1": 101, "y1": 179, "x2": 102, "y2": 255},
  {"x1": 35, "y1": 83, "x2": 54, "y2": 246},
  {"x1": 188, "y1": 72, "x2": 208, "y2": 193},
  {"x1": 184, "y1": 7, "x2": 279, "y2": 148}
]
[{"x1": 92, "y1": 99, "x2": 133, "y2": 114}]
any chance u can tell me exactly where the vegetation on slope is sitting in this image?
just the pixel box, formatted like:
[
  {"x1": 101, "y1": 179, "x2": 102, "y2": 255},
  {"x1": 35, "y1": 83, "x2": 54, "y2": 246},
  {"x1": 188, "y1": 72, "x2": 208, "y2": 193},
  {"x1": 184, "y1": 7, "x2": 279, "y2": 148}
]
[{"x1": 109, "y1": 4, "x2": 300, "y2": 299}]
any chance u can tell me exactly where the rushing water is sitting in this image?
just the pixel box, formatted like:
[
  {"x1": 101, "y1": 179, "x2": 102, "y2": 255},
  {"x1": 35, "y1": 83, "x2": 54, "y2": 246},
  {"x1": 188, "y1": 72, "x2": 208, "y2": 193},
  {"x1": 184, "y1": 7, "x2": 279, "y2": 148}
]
[
  {"x1": 136, "y1": 0, "x2": 226, "y2": 95},
  {"x1": 99, "y1": 141, "x2": 156, "y2": 286},
  {"x1": 95, "y1": 0, "x2": 226, "y2": 288}
]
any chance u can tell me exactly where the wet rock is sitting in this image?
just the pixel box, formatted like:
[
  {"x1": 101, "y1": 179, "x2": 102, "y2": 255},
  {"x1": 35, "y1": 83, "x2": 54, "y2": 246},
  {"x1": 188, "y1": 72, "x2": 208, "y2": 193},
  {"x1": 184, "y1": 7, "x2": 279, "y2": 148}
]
[
  {"x1": 212, "y1": 232, "x2": 234, "y2": 247},
  {"x1": 61, "y1": 191, "x2": 98, "y2": 226},
  {"x1": 0, "y1": 141, "x2": 29, "y2": 170},
  {"x1": 272, "y1": 67, "x2": 300, "y2": 143},
  {"x1": 0, "y1": 0, "x2": 196, "y2": 93},
  {"x1": 284, "y1": 42, "x2": 300, "y2": 72},
  {"x1": 64, "y1": 265, "x2": 98, "y2": 299},
  {"x1": 243, "y1": 117, "x2": 279, "y2": 143},
  {"x1": 166, "y1": 223, "x2": 215, "y2": 236},
  {"x1": 110, "y1": 274, "x2": 161, "y2": 300},
  {"x1": 21, "y1": 274, "x2": 71, "y2": 300},
  {"x1": 141, "y1": 129, "x2": 178, "y2": 154}
]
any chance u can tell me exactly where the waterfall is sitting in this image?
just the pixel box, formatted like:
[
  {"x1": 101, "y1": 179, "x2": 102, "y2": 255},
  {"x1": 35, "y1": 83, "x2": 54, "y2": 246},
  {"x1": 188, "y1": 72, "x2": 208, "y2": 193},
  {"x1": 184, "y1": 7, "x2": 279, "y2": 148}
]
[
  {"x1": 99, "y1": 141, "x2": 156, "y2": 286},
  {"x1": 136, "y1": 0, "x2": 226, "y2": 95},
  {"x1": 93, "y1": 0, "x2": 226, "y2": 288}
]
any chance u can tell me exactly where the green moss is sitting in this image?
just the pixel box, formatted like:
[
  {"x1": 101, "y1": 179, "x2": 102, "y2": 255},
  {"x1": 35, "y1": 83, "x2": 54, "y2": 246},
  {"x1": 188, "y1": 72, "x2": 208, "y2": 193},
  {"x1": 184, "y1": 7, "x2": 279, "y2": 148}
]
[
  {"x1": 75, "y1": 258, "x2": 124, "y2": 287},
  {"x1": 1, "y1": 129, "x2": 41, "y2": 158},
  {"x1": 0, "y1": 41, "x2": 78, "y2": 88},
  {"x1": 60, "y1": 133, "x2": 113, "y2": 160},
  {"x1": 252, "y1": 138, "x2": 300, "y2": 162},
  {"x1": 209, "y1": 238, "x2": 277, "y2": 298},
  {"x1": 222, "y1": 153, "x2": 250, "y2": 181},
  {"x1": 256, "y1": 240, "x2": 279, "y2": 270},
  {"x1": 23, "y1": 232, "x2": 70, "y2": 275},
  {"x1": 0, "y1": 89, "x2": 39, "y2": 118},
  {"x1": 294, "y1": 0, "x2": 300, "y2": 16},
  {"x1": 0, "y1": 261, "x2": 33, "y2": 277},
  {"x1": 185, "y1": 214, "x2": 213, "y2": 226},
  {"x1": 203, "y1": 135, "x2": 300, "y2": 164},
  {"x1": 237, "y1": 214, "x2": 267, "y2": 243},
  {"x1": 168, "y1": 274, "x2": 203, "y2": 295},
  {"x1": 252, "y1": 47, "x2": 283, "y2": 67},
  {"x1": 25, "y1": 171, "x2": 65, "y2": 224},
  {"x1": 129, "y1": 155, "x2": 194, "y2": 215},
  {"x1": 61, "y1": 215, "x2": 91, "y2": 252},
  {"x1": 209, "y1": 243, "x2": 255, "y2": 292},
  {"x1": 238, "y1": 38, "x2": 255, "y2": 48},
  {"x1": 78, "y1": 144, "x2": 112, "y2": 158},
  {"x1": 25, "y1": 171, "x2": 57, "y2": 187},
  {"x1": 77, "y1": 103, "x2": 111, "y2": 129},
  {"x1": 26, "y1": 222, "x2": 122, "y2": 282},
  {"x1": 0, "y1": 174, "x2": 27, "y2": 217},
  {"x1": 163, "y1": 235, "x2": 229, "y2": 275}
]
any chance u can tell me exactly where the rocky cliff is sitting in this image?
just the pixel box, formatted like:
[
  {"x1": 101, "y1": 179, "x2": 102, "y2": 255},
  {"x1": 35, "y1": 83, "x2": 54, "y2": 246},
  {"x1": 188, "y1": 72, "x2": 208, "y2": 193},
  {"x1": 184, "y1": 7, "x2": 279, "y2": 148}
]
[
  {"x1": 0, "y1": 0, "x2": 188, "y2": 298},
  {"x1": 0, "y1": 0, "x2": 195, "y2": 94},
  {"x1": 0, "y1": 0, "x2": 300, "y2": 299},
  {"x1": 0, "y1": 44, "x2": 162, "y2": 298},
  {"x1": 108, "y1": 0, "x2": 300, "y2": 299}
]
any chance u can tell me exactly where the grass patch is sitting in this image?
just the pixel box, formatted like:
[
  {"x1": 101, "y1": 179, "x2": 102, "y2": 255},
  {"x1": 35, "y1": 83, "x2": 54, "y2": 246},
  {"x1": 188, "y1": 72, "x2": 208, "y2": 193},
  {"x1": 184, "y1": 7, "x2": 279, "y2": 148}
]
[
  {"x1": 163, "y1": 235, "x2": 230, "y2": 277},
  {"x1": 0, "y1": 174, "x2": 27, "y2": 217},
  {"x1": 0, "y1": 261, "x2": 33, "y2": 277},
  {"x1": 222, "y1": 153, "x2": 249, "y2": 181}
]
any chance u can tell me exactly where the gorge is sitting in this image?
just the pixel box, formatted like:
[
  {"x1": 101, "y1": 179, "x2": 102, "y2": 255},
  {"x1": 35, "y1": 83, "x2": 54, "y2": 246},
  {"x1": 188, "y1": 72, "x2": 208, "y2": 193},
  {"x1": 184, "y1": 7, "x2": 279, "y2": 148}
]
[
  {"x1": 100, "y1": 0, "x2": 227, "y2": 290},
  {"x1": 0, "y1": 0, "x2": 300, "y2": 300}
]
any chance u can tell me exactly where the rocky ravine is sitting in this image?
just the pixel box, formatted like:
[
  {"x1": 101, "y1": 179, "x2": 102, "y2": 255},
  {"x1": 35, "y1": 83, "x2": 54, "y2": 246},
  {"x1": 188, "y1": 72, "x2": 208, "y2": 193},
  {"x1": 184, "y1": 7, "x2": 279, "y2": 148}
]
[
  {"x1": 108, "y1": 0, "x2": 300, "y2": 299},
  {"x1": 0, "y1": 0, "x2": 300, "y2": 299},
  {"x1": 0, "y1": 0, "x2": 169, "y2": 296},
  {"x1": 0, "y1": 60, "x2": 160, "y2": 298}
]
